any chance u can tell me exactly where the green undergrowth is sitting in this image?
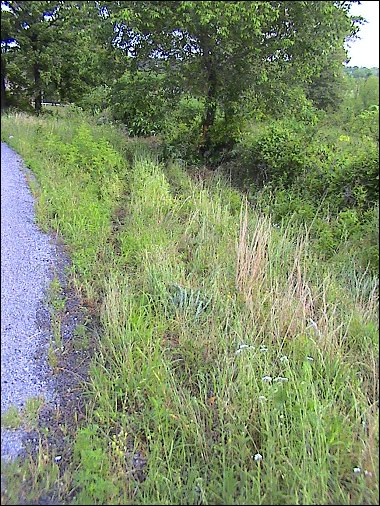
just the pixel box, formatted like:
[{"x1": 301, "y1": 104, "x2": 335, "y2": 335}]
[{"x1": 1, "y1": 113, "x2": 378, "y2": 505}]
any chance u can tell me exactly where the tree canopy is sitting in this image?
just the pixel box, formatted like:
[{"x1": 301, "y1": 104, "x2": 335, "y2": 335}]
[
  {"x1": 110, "y1": 1, "x2": 359, "y2": 151},
  {"x1": 0, "y1": 0, "x2": 366, "y2": 148}
]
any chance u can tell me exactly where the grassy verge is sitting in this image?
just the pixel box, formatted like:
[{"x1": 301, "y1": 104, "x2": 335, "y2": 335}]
[{"x1": 1, "y1": 111, "x2": 378, "y2": 505}]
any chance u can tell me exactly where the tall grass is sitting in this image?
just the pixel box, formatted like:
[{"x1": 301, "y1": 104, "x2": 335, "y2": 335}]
[{"x1": 1, "y1": 112, "x2": 378, "y2": 505}]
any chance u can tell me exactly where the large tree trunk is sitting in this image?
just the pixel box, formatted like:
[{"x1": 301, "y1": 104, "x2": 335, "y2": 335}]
[
  {"x1": 199, "y1": 33, "x2": 217, "y2": 158},
  {"x1": 201, "y1": 71, "x2": 217, "y2": 157},
  {"x1": 1, "y1": 56, "x2": 7, "y2": 111},
  {"x1": 34, "y1": 64, "x2": 42, "y2": 115}
]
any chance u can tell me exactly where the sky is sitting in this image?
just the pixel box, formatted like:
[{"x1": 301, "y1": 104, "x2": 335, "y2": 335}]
[{"x1": 345, "y1": 1, "x2": 379, "y2": 67}]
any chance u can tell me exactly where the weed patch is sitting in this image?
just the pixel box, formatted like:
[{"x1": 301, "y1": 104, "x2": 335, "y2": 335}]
[{"x1": 1, "y1": 113, "x2": 378, "y2": 505}]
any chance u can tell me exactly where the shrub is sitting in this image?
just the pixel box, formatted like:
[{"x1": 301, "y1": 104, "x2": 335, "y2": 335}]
[
  {"x1": 237, "y1": 119, "x2": 313, "y2": 186},
  {"x1": 163, "y1": 95, "x2": 205, "y2": 164},
  {"x1": 110, "y1": 71, "x2": 178, "y2": 136},
  {"x1": 79, "y1": 85, "x2": 112, "y2": 115}
]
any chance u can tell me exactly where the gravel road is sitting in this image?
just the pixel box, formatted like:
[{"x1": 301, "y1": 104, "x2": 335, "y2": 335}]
[{"x1": 1, "y1": 142, "x2": 56, "y2": 461}]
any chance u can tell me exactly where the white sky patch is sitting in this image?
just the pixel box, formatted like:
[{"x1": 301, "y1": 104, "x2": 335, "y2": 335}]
[
  {"x1": 1, "y1": 40, "x2": 19, "y2": 48},
  {"x1": 346, "y1": 1, "x2": 379, "y2": 67}
]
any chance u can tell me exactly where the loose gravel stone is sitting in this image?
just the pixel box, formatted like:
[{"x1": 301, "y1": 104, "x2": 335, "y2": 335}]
[{"x1": 1, "y1": 142, "x2": 56, "y2": 462}]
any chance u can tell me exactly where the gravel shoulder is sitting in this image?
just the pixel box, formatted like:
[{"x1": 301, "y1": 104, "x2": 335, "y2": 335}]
[{"x1": 1, "y1": 142, "x2": 56, "y2": 461}]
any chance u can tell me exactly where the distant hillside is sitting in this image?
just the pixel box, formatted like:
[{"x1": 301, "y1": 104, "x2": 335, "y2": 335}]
[{"x1": 344, "y1": 66, "x2": 379, "y2": 78}]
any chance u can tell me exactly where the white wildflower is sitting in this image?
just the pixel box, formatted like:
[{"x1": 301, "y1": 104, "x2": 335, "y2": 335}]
[
  {"x1": 254, "y1": 453, "x2": 263, "y2": 461},
  {"x1": 258, "y1": 396, "x2": 267, "y2": 401},
  {"x1": 306, "y1": 356, "x2": 314, "y2": 362},
  {"x1": 262, "y1": 376, "x2": 272, "y2": 383},
  {"x1": 353, "y1": 467, "x2": 361, "y2": 474},
  {"x1": 308, "y1": 319, "x2": 321, "y2": 336},
  {"x1": 280, "y1": 355, "x2": 288, "y2": 363},
  {"x1": 9, "y1": 135, "x2": 14, "y2": 139},
  {"x1": 54, "y1": 456, "x2": 62, "y2": 462},
  {"x1": 309, "y1": 318, "x2": 318, "y2": 329},
  {"x1": 235, "y1": 344, "x2": 253, "y2": 355}
]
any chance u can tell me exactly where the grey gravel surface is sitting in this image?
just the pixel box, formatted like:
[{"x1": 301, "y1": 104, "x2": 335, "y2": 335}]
[{"x1": 1, "y1": 142, "x2": 56, "y2": 461}]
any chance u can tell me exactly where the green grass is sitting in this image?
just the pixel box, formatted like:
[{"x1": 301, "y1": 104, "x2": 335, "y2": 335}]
[
  {"x1": 1, "y1": 111, "x2": 378, "y2": 505},
  {"x1": 23, "y1": 397, "x2": 46, "y2": 430},
  {"x1": 1, "y1": 397, "x2": 45, "y2": 431},
  {"x1": 1, "y1": 406, "x2": 22, "y2": 430}
]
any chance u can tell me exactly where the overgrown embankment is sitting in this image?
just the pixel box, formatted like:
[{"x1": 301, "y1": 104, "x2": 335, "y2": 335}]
[{"x1": 1, "y1": 112, "x2": 378, "y2": 505}]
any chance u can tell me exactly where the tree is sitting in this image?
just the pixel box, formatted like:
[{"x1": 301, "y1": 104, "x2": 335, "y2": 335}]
[
  {"x1": 306, "y1": 48, "x2": 349, "y2": 112},
  {"x1": 1, "y1": 3, "x2": 18, "y2": 110},
  {"x1": 2, "y1": 1, "x2": 72, "y2": 113},
  {"x1": 53, "y1": 2, "x2": 126, "y2": 105},
  {"x1": 114, "y1": 1, "x2": 360, "y2": 155},
  {"x1": 1, "y1": 1, "x2": 118, "y2": 113}
]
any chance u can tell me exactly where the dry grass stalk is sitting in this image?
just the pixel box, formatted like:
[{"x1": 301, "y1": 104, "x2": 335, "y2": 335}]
[{"x1": 236, "y1": 200, "x2": 270, "y2": 308}]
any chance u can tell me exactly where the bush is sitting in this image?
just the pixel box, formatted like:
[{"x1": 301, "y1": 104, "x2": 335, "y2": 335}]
[
  {"x1": 237, "y1": 118, "x2": 314, "y2": 186},
  {"x1": 344, "y1": 206, "x2": 379, "y2": 272},
  {"x1": 163, "y1": 95, "x2": 204, "y2": 164},
  {"x1": 110, "y1": 71, "x2": 178, "y2": 136},
  {"x1": 299, "y1": 132, "x2": 379, "y2": 214},
  {"x1": 79, "y1": 85, "x2": 112, "y2": 115},
  {"x1": 237, "y1": 115, "x2": 378, "y2": 218}
]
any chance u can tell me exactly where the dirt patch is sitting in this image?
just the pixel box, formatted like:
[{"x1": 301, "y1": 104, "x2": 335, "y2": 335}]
[{"x1": 32, "y1": 236, "x2": 96, "y2": 471}]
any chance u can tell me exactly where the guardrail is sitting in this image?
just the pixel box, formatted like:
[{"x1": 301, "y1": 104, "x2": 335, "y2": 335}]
[{"x1": 42, "y1": 102, "x2": 70, "y2": 106}]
